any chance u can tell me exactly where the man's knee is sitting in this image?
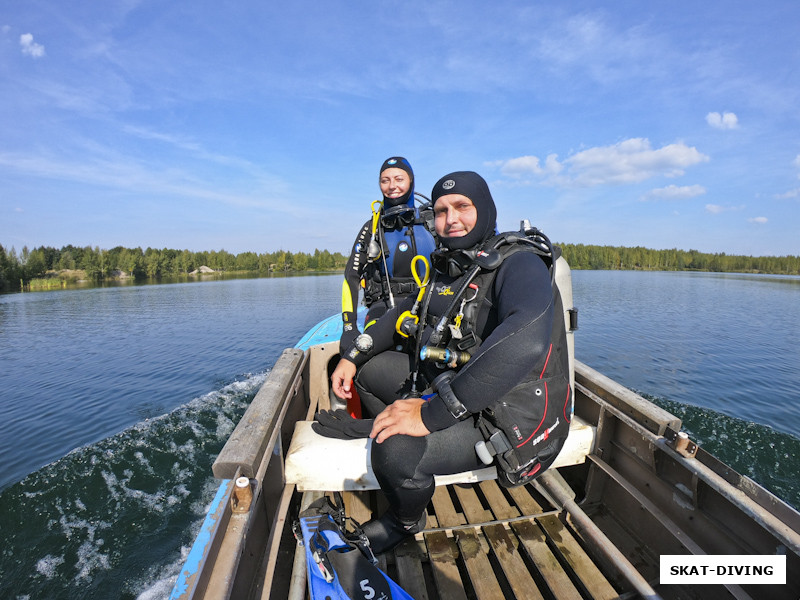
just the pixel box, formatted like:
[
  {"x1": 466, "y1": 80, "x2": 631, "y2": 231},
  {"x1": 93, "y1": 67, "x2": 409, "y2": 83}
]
[{"x1": 371, "y1": 435, "x2": 428, "y2": 487}]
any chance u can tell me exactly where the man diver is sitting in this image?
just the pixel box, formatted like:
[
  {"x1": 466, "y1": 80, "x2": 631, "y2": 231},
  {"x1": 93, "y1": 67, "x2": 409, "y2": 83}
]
[
  {"x1": 339, "y1": 157, "x2": 437, "y2": 353},
  {"x1": 327, "y1": 171, "x2": 572, "y2": 554}
]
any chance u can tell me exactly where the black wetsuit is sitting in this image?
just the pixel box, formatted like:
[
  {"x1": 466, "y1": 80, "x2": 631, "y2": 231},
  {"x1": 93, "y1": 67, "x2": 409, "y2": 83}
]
[{"x1": 346, "y1": 250, "x2": 555, "y2": 524}]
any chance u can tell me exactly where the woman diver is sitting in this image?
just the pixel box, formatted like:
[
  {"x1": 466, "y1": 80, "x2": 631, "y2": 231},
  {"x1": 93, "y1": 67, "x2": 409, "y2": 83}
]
[{"x1": 339, "y1": 157, "x2": 437, "y2": 354}]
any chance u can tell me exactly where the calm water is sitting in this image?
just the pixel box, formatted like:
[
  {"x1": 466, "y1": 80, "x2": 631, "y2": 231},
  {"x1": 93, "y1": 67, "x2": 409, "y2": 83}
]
[{"x1": 1, "y1": 271, "x2": 799, "y2": 598}]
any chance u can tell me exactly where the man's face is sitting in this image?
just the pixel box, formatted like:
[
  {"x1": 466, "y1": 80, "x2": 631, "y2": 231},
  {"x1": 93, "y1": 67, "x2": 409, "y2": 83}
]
[{"x1": 434, "y1": 194, "x2": 477, "y2": 239}]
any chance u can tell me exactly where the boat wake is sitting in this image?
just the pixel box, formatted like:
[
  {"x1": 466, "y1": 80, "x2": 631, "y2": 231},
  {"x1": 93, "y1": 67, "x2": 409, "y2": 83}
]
[
  {"x1": 0, "y1": 372, "x2": 267, "y2": 600},
  {"x1": 640, "y1": 391, "x2": 800, "y2": 511}
]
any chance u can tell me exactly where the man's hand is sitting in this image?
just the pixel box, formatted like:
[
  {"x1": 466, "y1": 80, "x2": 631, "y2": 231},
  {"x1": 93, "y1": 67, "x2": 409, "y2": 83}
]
[
  {"x1": 370, "y1": 398, "x2": 431, "y2": 443},
  {"x1": 331, "y1": 358, "x2": 357, "y2": 400}
]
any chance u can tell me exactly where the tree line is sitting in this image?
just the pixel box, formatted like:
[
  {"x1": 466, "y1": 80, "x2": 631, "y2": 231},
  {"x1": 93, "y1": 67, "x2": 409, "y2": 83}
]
[
  {"x1": 0, "y1": 244, "x2": 349, "y2": 291},
  {"x1": 1, "y1": 242, "x2": 798, "y2": 293},
  {"x1": 559, "y1": 243, "x2": 800, "y2": 275}
]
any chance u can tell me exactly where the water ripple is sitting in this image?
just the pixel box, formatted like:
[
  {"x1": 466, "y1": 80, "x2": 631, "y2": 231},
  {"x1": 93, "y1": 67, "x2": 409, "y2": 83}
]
[
  {"x1": 2, "y1": 271, "x2": 798, "y2": 598},
  {"x1": 0, "y1": 373, "x2": 265, "y2": 599}
]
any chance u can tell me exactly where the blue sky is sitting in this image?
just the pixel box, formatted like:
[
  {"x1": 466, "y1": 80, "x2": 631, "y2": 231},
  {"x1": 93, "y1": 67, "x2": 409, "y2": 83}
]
[{"x1": 2, "y1": 1, "x2": 799, "y2": 257}]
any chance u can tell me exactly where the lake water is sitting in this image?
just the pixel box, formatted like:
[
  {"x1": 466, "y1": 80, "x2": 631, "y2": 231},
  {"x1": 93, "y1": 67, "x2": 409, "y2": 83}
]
[{"x1": 1, "y1": 270, "x2": 799, "y2": 598}]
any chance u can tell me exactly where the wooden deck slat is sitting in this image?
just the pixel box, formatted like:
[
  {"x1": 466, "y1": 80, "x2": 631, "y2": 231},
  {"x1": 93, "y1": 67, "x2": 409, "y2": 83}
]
[
  {"x1": 479, "y1": 479, "x2": 520, "y2": 521},
  {"x1": 432, "y1": 486, "x2": 465, "y2": 528},
  {"x1": 536, "y1": 513, "x2": 619, "y2": 600},
  {"x1": 506, "y1": 484, "x2": 616, "y2": 599},
  {"x1": 394, "y1": 539, "x2": 430, "y2": 600},
  {"x1": 456, "y1": 529, "x2": 506, "y2": 599},
  {"x1": 490, "y1": 485, "x2": 582, "y2": 598},
  {"x1": 425, "y1": 531, "x2": 469, "y2": 600},
  {"x1": 452, "y1": 484, "x2": 493, "y2": 524},
  {"x1": 461, "y1": 480, "x2": 548, "y2": 600},
  {"x1": 511, "y1": 518, "x2": 583, "y2": 600},
  {"x1": 506, "y1": 483, "x2": 546, "y2": 515},
  {"x1": 483, "y1": 522, "x2": 545, "y2": 600},
  {"x1": 341, "y1": 479, "x2": 618, "y2": 600}
]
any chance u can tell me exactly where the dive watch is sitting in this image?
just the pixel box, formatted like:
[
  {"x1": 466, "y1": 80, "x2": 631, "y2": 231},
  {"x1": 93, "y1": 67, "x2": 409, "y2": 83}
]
[{"x1": 354, "y1": 333, "x2": 374, "y2": 353}]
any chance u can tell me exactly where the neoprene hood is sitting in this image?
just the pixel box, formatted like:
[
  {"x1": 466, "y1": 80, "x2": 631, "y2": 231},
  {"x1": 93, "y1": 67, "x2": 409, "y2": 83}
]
[{"x1": 431, "y1": 171, "x2": 497, "y2": 250}]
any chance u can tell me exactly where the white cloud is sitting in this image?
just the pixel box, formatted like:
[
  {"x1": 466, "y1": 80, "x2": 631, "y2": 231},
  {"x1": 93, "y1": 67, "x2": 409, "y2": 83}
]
[
  {"x1": 706, "y1": 204, "x2": 745, "y2": 214},
  {"x1": 20, "y1": 33, "x2": 46, "y2": 58},
  {"x1": 706, "y1": 111, "x2": 738, "y2": 130},
  {"x1": 495, "y1": 154, "x2": 562, "y2": 178},
  {"x1": 565, "y1": 138, "x2": 709, "y2": 186},
  {"x1": 775, "y1": 157, "x2": 800, "y2": 198},
  {"x1": 775, "y1": 188, "x2": 800, "y2": 199},
  {"x1": 493, "y1": 138, "x2": 709, "y2": 188},
  {"x1": 0, "y1": 151, "x2": 293, "y2": 214},
  {"x1": 497, "y1": 155, "x2": 544, "y2": 177},
  {"x1": 748, "y1": 216, "x2": 768, "y2": 224},
  {"x1": 642, "y1": 184, "x2": 706, "y2": 201}
]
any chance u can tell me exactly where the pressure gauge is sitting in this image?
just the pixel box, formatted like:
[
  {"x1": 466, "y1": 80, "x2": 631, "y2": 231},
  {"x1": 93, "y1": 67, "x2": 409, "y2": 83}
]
[{"x1": 355, "y1": 333, "x2": 374, "y2": 353}]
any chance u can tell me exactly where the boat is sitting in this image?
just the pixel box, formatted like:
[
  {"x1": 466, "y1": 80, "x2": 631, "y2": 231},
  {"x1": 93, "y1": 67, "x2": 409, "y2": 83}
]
[{"x1": 170, "y1": 297, "x2": 800, "y2": 599}]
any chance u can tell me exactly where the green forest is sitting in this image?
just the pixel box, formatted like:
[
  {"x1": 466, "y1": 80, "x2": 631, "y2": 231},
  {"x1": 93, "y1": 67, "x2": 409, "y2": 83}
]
[
  {"x1": 1, "y1": 242, "x2": 798, "y2": 293},
  {"x1": 558, "y1": 243, "x2": 800, "y2": 274},
  {"x1": 0, "y1": 244, "x2": 348, "y2": 292}
]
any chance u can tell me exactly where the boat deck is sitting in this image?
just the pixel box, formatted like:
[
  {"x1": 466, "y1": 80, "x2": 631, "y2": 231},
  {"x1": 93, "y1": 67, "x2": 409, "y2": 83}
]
[
  {"x1": 332, "y1": 476, "x2": 620, "y2": 600},
  {"x1": 178, "y1": 342, "x2": 800, "y2": 600}
]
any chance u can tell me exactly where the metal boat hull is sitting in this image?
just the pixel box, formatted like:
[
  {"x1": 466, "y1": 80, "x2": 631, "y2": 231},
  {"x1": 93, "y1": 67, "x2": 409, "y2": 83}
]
[{"x1": 171, "y1": 315, "x2": 800, "y2": 599}]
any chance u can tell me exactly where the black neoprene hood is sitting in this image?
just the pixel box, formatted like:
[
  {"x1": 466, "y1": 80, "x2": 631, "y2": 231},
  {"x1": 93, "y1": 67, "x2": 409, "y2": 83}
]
[{"x1": 431, "y1": 171, "x2": 497, "y2": 250}]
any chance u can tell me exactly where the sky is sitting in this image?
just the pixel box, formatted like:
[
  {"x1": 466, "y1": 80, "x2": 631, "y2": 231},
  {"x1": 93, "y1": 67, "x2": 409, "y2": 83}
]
[{"x1": 1, "y1": 1, "x2": 799, "y2": 257}]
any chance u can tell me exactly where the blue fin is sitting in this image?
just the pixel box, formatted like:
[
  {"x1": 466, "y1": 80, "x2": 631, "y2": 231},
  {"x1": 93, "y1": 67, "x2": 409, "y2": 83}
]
[{"x1": 299, "y1": 513, "x2": 415, "y2": 600}]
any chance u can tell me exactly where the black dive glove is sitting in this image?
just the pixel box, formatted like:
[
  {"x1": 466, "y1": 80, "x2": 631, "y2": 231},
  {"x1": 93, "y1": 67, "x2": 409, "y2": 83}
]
[{"x1": 312, "y1": 409, "x2": 374, "y2": 440}]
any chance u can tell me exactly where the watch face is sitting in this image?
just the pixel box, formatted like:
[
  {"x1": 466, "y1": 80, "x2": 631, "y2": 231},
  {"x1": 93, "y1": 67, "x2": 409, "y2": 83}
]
[{"x1": 355, "y1": 334, "x2": 373, "y2": 353}]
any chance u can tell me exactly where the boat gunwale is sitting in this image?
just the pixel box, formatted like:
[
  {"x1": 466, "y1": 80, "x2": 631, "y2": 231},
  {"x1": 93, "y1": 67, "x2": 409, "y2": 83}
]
[{"x1": 172, "y1": 323, "x2": 800, "y2": 599}]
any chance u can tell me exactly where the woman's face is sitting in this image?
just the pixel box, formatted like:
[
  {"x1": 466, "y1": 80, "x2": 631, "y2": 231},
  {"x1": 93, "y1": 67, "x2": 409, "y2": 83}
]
[
  {"x1": 379, "y1": 168, "x2": 411, "y2": 200},
  {"x1": 434, "y1": 194, "x2": 477, "y2": 240}
]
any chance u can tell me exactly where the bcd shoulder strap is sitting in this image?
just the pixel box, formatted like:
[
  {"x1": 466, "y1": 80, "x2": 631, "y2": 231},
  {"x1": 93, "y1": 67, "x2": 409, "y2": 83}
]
[{"x1": 443, "y1": 228, "x2": 561, "y2": 352}]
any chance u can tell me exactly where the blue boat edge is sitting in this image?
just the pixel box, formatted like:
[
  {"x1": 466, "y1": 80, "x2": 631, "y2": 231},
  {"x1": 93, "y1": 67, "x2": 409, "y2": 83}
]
[{"x1": 171, "y1": 310, "x2": 355, "y2": 599}]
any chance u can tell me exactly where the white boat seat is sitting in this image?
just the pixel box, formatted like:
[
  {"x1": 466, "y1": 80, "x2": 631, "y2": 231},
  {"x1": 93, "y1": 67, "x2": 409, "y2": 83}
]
[{"x1": 285, "y1": 415, "x2": 595, "y2": 492}]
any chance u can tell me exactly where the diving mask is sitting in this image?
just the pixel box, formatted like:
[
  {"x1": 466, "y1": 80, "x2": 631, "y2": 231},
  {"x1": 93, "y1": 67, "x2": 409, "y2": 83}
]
[{"x1": 381, "y1": 205, "x2": 416, "y2": 230}]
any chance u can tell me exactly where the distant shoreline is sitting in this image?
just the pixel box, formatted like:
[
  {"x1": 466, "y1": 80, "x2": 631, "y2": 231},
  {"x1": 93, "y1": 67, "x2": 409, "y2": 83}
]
[
  {"x1": 16, "y1": 264, "x2": 800, "y2": 295},
  {"x1": 0, "y1": 244, "x2": 349, "y2": 293},
  {"x1": 21, "y1": 268, "x2": 346, "y2": 293},
  {"x1": 2, "y1": 242, "x2": 798, "y2": 294}
]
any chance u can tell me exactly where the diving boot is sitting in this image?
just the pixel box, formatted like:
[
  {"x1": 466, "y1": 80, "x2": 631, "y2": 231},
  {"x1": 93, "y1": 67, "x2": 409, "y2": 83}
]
[{"x1": 361, "y1": 509, "x2": 427, "y2": 555}]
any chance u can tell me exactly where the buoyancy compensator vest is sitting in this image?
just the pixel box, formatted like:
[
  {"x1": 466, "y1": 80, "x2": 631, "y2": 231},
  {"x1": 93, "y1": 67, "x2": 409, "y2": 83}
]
[{"x1": 421, "y1": 221, "x2": 578, "y2": 487}]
